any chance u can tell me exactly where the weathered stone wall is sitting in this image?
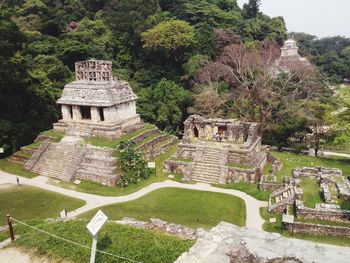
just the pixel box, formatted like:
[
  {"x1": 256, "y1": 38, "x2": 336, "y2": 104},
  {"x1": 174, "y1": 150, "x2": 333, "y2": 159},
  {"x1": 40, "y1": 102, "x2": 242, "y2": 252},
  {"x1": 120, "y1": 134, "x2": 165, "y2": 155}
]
[
  {"x1": 182, "y1": 115, "x2": 260, "y2": 147},
  {"x1": 226, "y1": 167, "x2": 259, "y2": 183},
  {"x1": 177, "y1": 144, "x2": 197, "y2": 159},
  {"x1": 284, "y1": 222, "x2": 350, "y2": 237},
  {"x1": 259, "y1": 180, "x2": 283, "y2": 192},
  {"x1": 164, "y1": 160, "x2": 194, "y2": 180},
  {"x1": 130, "y1": 128, "x2": 159, "y2": 144},
  {"x1": 296, "y1": 206, "x2": 350, "y2": 222},
  {"x1": 76, "y1": 171, "x2": 118, "y2": 186}
]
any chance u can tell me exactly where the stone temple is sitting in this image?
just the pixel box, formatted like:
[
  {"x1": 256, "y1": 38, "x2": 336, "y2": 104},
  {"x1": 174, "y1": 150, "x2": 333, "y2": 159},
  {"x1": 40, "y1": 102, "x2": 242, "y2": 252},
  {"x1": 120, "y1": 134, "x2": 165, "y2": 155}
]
[
  {"x1": 24, "y1": 60, "x2": 143, "y2": 186},
  {"x1": 270, "y1": 39, "x2": 313, "y2": 76},
  {"x1": 165, "y1": 115, "x2": 267, "y2": 184},
  {"x1": 54, "y1": 60, "x2": 140, "y2": 138}
]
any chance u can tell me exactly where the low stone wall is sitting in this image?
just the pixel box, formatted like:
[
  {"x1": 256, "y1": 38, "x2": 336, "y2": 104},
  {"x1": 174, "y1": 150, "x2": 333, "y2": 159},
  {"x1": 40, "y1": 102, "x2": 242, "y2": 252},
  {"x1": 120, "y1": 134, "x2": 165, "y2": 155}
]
[
  {"x1": 226, "y1": 167, "x2": 258, "y2": 183},
  {"x1": 131, "y1": 128, "x2": 159, "y2": 144},
  {"x1": 145, "y1": 137, "x2": 177, "y2": 160},
  {"x1": 284, "y1": 222, "x2": 350, "y2": 237},
  {"x1": 164, "y1": 160, "x2": 194, "y2": 180},
  {"x1": 136, "y1": 134, "x2": 168, "y2": 152},
  {"x1": 177, "y1": 144, "x2": 196, "y2": 159},
  {"x1": 259, "y1": 181, "x2": 283, "y2": 192},
  {"x1": 76, "y1": 170, "x2": 119, "y2": 187},
  {"x1": 296, "y1": 206, "x2": 350, "y2": 222},
  {"x1": 24, "y1": 141, "x2": 50, "y2": 170}
]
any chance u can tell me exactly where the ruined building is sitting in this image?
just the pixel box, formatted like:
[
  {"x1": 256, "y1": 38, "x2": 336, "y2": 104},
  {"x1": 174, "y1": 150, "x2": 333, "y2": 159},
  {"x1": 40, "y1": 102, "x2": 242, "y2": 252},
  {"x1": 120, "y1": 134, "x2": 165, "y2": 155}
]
[
  {"x1": 54, "y1": 60, "x2": 141, "y2": 138},
  {"x1": 25, "y1": 60, "x2": 143, "y2": 186},
  {"x1": 165, "y1": 115, "x2": 267, "y2": 184},
  {"x1": 270, "y1": 39, "x2": 313, "y2": 76}
]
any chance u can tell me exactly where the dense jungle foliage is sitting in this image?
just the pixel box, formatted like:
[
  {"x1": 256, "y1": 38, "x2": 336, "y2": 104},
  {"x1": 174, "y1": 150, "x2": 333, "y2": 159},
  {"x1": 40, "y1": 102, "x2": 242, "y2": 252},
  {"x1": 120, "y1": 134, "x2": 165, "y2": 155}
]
[{"x1": 0, "y1": 0, "x2": 349, "y2": 155}]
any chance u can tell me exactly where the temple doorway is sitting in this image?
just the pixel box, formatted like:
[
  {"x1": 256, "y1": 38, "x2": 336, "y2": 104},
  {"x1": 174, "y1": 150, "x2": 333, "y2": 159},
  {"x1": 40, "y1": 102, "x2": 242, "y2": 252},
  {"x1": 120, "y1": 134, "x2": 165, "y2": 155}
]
[
  {"x1": 193, "y1": 127, "x2": 199, "y2": 138},
  {"x1": 80, "y1": 106, "x2": 91, "y2": 120}
]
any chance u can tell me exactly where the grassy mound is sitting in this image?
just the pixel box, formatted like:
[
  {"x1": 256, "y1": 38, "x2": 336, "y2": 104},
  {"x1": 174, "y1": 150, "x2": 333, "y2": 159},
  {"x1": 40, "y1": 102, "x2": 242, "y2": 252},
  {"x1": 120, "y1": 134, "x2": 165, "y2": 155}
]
[
  {"x1": 15, "y1": 220, "x2": 193, "y2": 263},
  {"x1": 81, "y1": 188, "x2": 246, "y2": 228}
]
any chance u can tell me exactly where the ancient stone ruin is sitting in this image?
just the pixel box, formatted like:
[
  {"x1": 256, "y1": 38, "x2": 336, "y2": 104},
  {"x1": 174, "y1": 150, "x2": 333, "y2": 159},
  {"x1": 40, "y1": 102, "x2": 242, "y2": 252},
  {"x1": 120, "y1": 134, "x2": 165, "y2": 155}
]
[
  {"x1": 24, "y1": 60, "x2": 144, "y2": 186},
  {"x1": 54, "y1": 60, "x2": 141, "y2": 138},
  {"x1": 270, "y1": 39, "x2": 313, "y2": 76},
  {"x1": 165, "y1": 115, "x2": 267, "y2": 184}
]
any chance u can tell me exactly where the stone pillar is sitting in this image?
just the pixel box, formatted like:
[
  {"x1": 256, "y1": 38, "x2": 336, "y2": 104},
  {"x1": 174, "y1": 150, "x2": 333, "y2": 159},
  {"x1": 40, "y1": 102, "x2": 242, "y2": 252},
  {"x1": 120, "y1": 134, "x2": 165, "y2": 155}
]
[
  {"x1": 61, "y1": 105, "x2": 71, "y2": 121},
  {"x1": 91, "y1": 107, "x2": 100, "y2": 123},
  {"x1": 72, "y1": 105, "x2": 82, "y2": 121}
]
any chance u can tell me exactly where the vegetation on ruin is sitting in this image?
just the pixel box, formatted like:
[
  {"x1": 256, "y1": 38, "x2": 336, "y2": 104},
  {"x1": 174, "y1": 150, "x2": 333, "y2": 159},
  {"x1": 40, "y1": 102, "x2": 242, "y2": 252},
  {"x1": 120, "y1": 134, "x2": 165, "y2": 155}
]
[
  {"x1": 300, "y1": 177, "x2": 323, "y2": 208},
  {"x1": 81, "y1": 188, "x2": 246, "y2": 228},
  {"x1": 0, "y1": 185, "x2": 85, "y2": 221},
  {"x1": 260, "y1": 207, "x2": 350, "y2": 247},
  {"x1": 14, "y1": 220, "x2": 193, "y2": 263},
  {"x1": 271, "y1": 151, "x2": 350, "y2": 182}
]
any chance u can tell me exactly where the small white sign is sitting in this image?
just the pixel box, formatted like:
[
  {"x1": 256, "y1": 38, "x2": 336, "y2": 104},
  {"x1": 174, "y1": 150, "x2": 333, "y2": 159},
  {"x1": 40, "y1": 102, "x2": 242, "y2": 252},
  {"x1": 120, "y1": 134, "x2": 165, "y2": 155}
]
[
  {"x1": 60, "y1": 209, "x2": 67, "y2": 219},
  {"x1": 87, "y1": 210, "x2": 108, "y2": 236},
  {"x1": 0, "y1": 148, "x2": 3, "y2": 153},
  {"x1": 282, "y1": 214, "x2": 294, "y2": 224},
  {"x1": 147, "y1": 162, "x2": 156, "y2": 168}
]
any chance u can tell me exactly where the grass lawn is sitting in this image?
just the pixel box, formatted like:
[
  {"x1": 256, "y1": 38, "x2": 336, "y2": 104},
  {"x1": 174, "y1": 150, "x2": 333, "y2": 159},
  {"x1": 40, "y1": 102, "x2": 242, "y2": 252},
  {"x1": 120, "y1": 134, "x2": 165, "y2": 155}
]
[
  {"x1": 300, "y1": 177, "x2": 323, "y2": 208},
  {"x1": 260, "y1": 207, "x2": 350, "y2": 247},
  {"x1": 15, "y1": 220, "x2": 193, "y2": 263},
  {"x1": 226, "y1": 162, "x2": 253, "y2": 169},
  {"x1": 0, "y1": 185, "x2": 85, "y2": 221},
  {"x1": 40, "y1": 130, "x2": 65, "y2": 142},
  {"x1": 85, "y1": 123, "x2": 155, "y2": 148},
  {"x1": 81, "y1": 188, "x2": 246, "y2": 229},
  {"x1": 0, "y1": 159, "x2": 38, "y2": 178},
  {"x1": 216, "y1": 182, "x2": 270, "y2": 201},
  {"x1": 271, "y1": 151, "x2": 350, "y2": 182}
]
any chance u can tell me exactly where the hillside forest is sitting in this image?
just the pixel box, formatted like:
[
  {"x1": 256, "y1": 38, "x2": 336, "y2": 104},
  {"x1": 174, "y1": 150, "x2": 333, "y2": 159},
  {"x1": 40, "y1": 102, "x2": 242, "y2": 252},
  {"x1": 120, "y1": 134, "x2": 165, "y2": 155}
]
[{"x1": 1, "y1": 0, "x2": 350, "y2": 155}]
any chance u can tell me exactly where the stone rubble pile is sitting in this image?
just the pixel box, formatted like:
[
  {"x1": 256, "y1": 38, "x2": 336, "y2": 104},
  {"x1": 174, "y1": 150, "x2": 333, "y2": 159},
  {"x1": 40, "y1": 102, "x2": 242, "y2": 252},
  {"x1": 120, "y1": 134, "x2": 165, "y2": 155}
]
[{"x1": 116, "y1": 217, "x2": 207, "y2": 240}]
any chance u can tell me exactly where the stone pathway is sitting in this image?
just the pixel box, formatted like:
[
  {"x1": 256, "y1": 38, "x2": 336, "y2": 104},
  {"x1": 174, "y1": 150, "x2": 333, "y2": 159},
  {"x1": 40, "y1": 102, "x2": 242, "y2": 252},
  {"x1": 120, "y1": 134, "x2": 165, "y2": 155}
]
[{"x1": 0, "y1": 171, "x2": 267, "y2": 230}]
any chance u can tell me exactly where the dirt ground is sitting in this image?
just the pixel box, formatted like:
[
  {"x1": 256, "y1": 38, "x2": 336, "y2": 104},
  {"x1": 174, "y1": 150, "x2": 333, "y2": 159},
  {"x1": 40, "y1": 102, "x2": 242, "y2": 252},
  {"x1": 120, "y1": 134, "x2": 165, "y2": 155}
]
[{"x1": 0, "y1": 247, "x2": 66, "y2": 263}]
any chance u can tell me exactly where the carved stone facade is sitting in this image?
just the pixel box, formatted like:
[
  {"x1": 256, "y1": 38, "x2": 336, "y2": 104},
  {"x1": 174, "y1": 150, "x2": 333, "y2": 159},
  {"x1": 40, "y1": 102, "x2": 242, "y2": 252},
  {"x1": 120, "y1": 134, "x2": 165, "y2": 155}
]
[
  {"x1": 54, "y1": 60, "x2": 141, "y2": 139},
  {"x1": 165, "y1": 115, "x2": 267, "y2": 184}
]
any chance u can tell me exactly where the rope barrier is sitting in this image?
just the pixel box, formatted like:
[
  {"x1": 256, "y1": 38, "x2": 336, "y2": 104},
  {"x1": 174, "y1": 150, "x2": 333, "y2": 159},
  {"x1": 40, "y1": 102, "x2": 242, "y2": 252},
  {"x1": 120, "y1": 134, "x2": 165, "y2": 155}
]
[{"x1": 11, "y1": 218, "x2": 142, "y2": 263}]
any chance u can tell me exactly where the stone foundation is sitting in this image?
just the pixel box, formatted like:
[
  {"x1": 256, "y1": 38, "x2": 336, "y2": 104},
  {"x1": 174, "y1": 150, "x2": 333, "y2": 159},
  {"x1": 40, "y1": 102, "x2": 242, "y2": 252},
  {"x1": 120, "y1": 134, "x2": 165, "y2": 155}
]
[{"x1": 284, "y1": 222, "x2": 350, "y2": 237}]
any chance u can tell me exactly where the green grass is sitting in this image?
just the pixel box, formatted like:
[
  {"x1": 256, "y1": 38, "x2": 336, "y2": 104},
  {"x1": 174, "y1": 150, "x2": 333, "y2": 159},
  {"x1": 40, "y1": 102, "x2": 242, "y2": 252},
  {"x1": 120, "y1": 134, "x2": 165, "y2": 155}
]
[
  {"x1": 0, "y1": 185, "x2": 85, "y2": 221},
  {"x1": 0, "y1": 159, "x2": 38, "y2": 178},
  {"x1": 338, "y1": 85, "x2": 350, "y2": 104},
  {"x1": 85, "y1": 123, "x2": 155, "y2": 148},
  {"x1": 216, "y1": 182, "x2": 270, "y2": 201},
  {"x1": 226, "y1": 162, "x2": 253, "y2": 169},
  {"x1": 15, "y1": 220, "x2": 193, "y2": 263},
  {"x1": 40, "y1": 130, "x2": 65, "y2": 142},
  {"x1": 24, "y1": 141, "x2": 43, "y2": 149},
  {"x1": 300, "y1": 177, "x2": 323, "y2": 208},
  {"x1": 263, "y1": 162, "x2": 273, "y2": 175},
  {"x1": 260, "y1": 207, "x2": 350, "y2": 247},
  {"x1": 81, "y1": 188, "x2": 246, "y2": 229},
  {"x1": 339, "y1": 199, "x2": 350, "y2": 210},
  {"x1": 271, "y1": 151, "x2": 350, "y2": 182},
  {"x1": 13, "y1": 151, "x2": 32, "y2": 158}
]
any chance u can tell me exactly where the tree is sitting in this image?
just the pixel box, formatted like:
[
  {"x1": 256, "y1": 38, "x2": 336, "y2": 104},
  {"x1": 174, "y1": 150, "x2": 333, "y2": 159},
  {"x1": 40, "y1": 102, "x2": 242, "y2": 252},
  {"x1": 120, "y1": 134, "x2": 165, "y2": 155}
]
[
  {"x1": 137, "y1": 79, "x2": 192, "y2": 132},
  {"x1": 301, "y1": 101, "x2": 334, "y2": 156},
  {"x1": 141, "y1": 20, "x2": 196, "y2": 55},
  {"x1": 242, "y1": 0, "x2": 261, "y2": 19},
  {"x1": 194, "y1": 43, "x2": 319, "y2": 134}
]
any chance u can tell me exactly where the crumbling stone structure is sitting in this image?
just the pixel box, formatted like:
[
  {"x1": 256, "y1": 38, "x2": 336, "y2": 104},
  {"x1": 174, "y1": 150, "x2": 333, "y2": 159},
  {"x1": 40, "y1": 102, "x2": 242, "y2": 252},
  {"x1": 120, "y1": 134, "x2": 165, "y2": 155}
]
[
  {"x1": 54, "y1": 60, "x2": 141, "y2": 138},
  {"x1": 270, "y1": 39, "x2": 313, "y2": 76},
  {"x1": 165, "y1": 115, "x2": 267, "y2": 184}
]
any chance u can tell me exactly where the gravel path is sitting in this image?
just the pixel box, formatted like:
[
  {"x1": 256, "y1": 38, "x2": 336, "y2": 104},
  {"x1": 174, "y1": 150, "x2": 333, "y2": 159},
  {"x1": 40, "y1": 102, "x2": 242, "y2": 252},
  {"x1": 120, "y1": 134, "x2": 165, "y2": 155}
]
[{"x1": 0, "y1": 171, "x2": 267, "y2": 230}]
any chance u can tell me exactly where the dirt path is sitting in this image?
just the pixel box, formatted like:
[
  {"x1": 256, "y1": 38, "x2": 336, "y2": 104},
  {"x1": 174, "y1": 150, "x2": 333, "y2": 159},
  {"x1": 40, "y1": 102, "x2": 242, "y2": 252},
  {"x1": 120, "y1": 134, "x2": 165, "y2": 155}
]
[{"x1": 0, "y1": 247, "x2": 52, "y2": 263}]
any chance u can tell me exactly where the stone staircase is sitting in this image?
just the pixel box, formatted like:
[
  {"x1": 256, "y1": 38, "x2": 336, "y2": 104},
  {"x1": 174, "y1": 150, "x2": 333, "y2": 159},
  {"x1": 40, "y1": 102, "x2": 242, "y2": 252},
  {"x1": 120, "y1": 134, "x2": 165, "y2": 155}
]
[
  {"x1": 268, "y1": 185, "x2": 296, "y2": 213},
  {"x1": 191, "y1": 147, "x2": 222, "y2": 184},
  {"x1": 30, "y1": 140, "x2": 84, "y2": 181}
]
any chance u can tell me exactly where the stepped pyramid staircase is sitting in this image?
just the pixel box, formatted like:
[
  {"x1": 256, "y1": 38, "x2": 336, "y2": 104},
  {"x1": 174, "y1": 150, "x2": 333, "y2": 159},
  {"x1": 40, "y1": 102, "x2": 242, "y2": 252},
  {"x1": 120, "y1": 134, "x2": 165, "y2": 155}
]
[
  {"x1": 191, "y1": 147, "x2": 223, "y2": 184},
  {"x1": 26, "y1": 136, "x2": 85, "y2": 182},
  {"x1": 268, "y1": 185, "x2": 296, "y2": 213}
]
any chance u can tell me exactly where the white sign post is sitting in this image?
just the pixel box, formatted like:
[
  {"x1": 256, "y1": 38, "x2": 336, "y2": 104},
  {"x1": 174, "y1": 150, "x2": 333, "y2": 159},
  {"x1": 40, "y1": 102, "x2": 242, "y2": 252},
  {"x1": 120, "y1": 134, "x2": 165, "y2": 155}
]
[
  {"x1": 86, "y1": 210, "x2": 108, "y2": 263},
  {"x1": 0, "y1": 148, "x2": 4, "y2": 154}
]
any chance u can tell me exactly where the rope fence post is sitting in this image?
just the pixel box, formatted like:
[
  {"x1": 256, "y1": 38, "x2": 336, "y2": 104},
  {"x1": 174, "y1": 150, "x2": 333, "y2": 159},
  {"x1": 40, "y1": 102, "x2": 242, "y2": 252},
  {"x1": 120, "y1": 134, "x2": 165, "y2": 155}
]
[{"x1": 6, "y1": 214, "x2": 15, "y2": 242}]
